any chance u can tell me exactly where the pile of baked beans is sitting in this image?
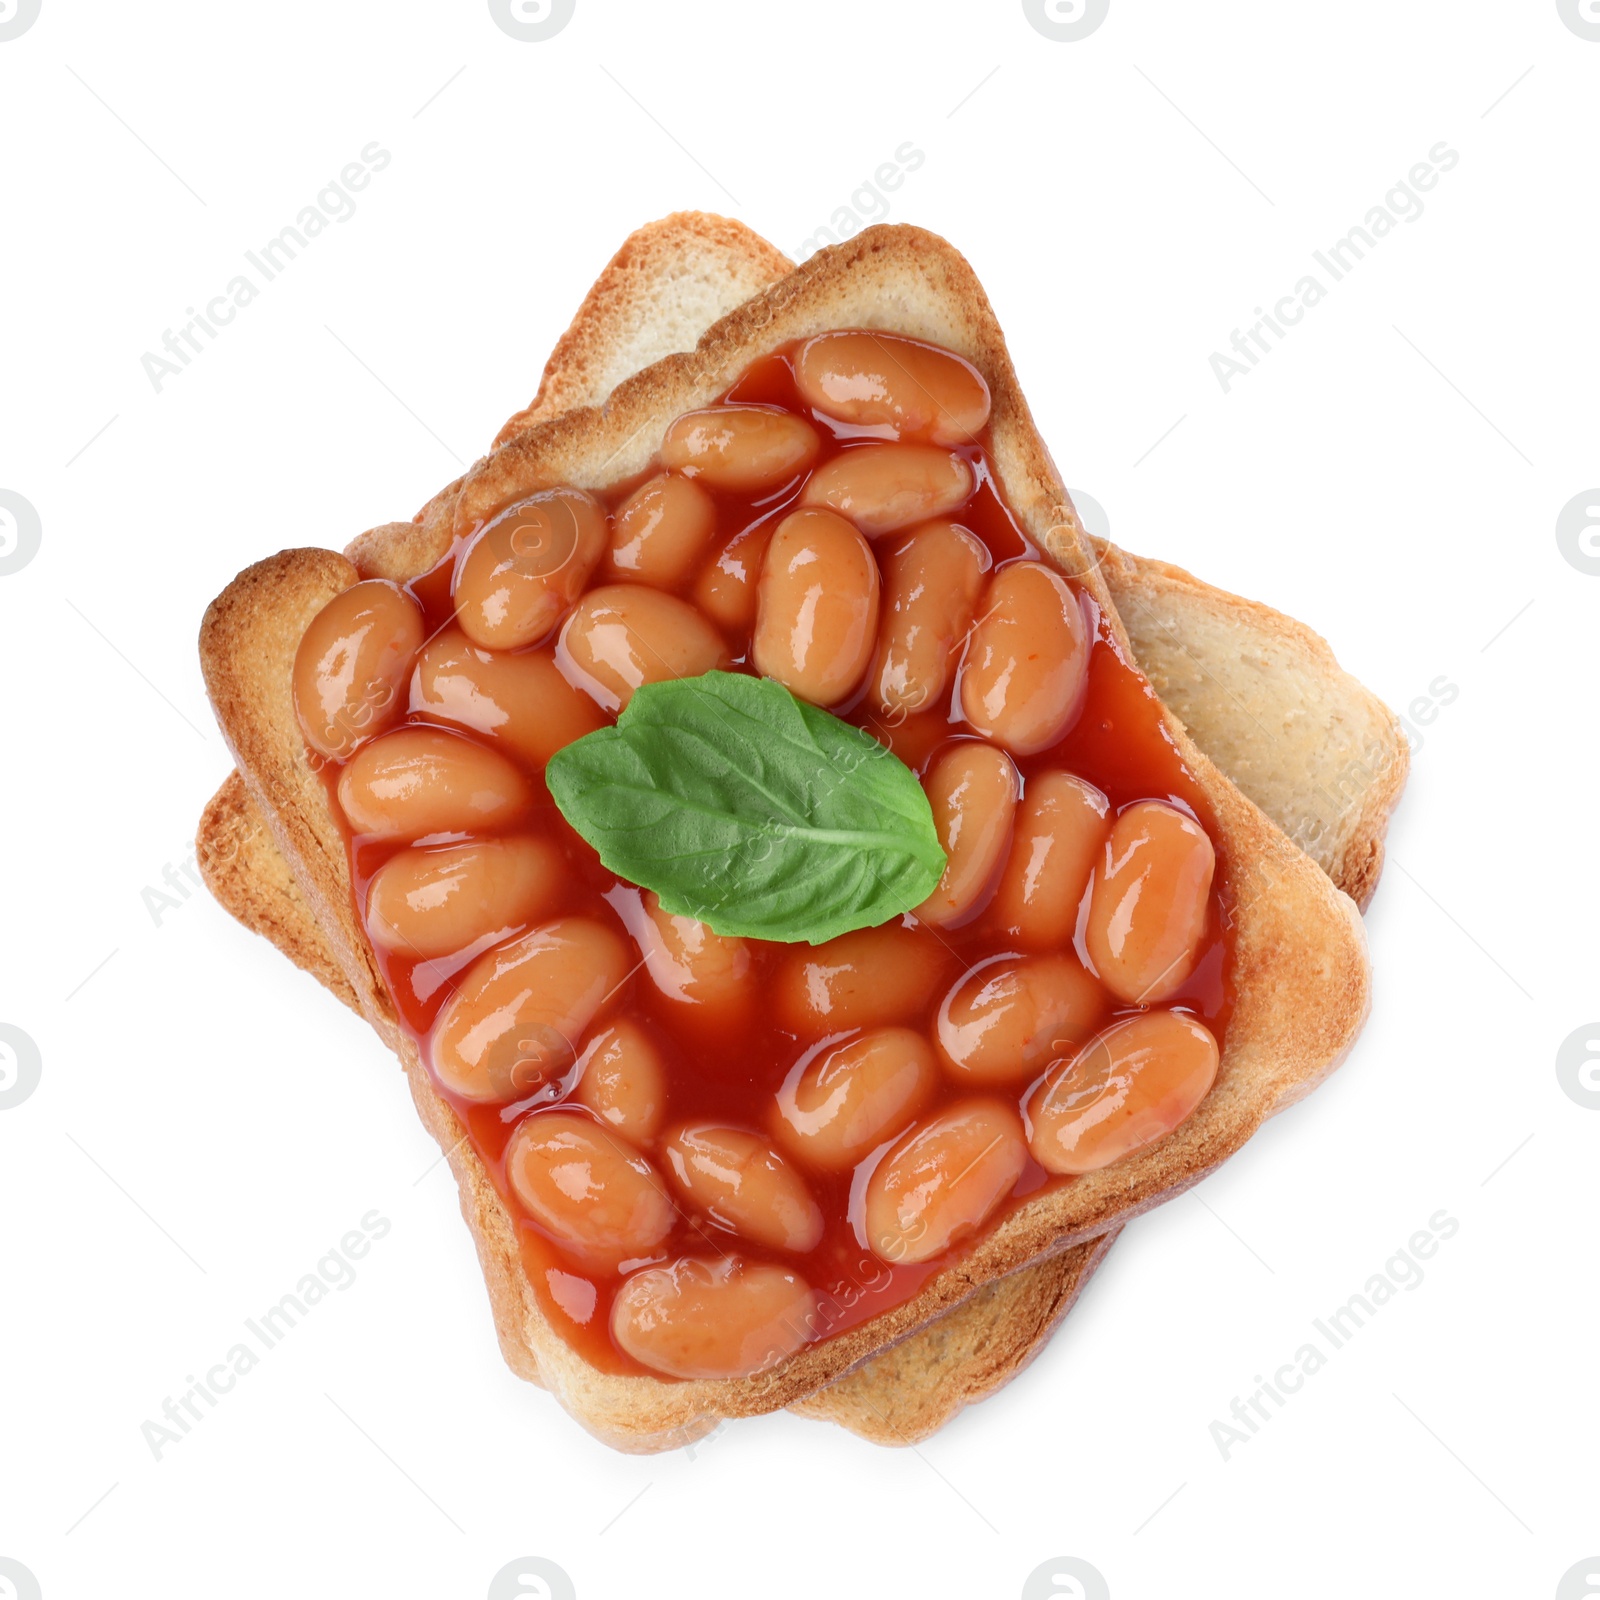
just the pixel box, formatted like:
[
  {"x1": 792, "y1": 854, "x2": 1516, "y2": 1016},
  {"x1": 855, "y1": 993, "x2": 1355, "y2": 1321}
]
[{"x1": 292, "y1": 331, "x2": 1230, "y2": 1382}]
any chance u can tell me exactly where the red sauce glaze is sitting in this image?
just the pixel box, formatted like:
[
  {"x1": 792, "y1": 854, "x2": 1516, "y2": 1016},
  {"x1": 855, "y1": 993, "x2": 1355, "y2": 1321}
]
[{"x1": 319, "y1": 342, "x2": 1235, "y2": 1377}]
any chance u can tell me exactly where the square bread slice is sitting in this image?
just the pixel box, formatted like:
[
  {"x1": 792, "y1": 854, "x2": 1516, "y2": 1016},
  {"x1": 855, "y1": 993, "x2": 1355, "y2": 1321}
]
[{"x1": 200, "y1": 216, "x2": 1395, "y2": 1452}]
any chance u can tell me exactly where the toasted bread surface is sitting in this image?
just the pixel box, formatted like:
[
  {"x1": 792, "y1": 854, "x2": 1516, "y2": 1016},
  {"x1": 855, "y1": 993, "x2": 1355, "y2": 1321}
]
[
  {"x1": 788, "y1": 1228, "x2": 1122, "y2": 1443},
  {"x1": 1097, "y1": 546, "x2": 1406, "y2": 911},
  {"x1": 493, "y1": 211, "x2": 795, "y2": 448},
  {"x1": 197, "y1": 771, "x2": 364, "y2": 1014},
  {"x1": 201, "y1": 224, "x2": 1375, "y2": 1449}
]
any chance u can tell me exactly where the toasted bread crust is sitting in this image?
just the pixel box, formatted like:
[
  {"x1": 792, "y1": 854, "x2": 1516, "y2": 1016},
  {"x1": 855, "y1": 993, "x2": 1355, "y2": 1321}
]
[
  {"x1": 200, "y1": 549, "x2": 397, "y2": 1036},
  {"x1": 495, "y1": 211, "x2": 795, "y2": 447},
  {"x1": 200, "y1": 224, "x2": 1375, "y2": 1449},
  {"x1": 197, "y1": 770, "x2": 363, "y2": 1014},
  {"x1": 789, "y1": 1228, "x2": 1122, "y2": 1444}
]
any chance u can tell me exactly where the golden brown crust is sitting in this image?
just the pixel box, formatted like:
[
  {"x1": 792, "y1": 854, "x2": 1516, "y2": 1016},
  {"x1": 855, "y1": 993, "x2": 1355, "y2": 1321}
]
[
  {"x1": 199, "y1": 224, "x2": 1376, "y2": 1449},
  {"x1": 196, "y1": 771, "x2": 364, "y2": 1015},
  {"x1": 199, "y1": 548, "x2": 399, "y2": 1047},
  {"x1": 342, "y1": 521, "x2": 431, "y2": 587},
  {"x1": 790, "y1": 1230, "x2": 1121, "y2": 1444},
  {"x1": 495, "y1": 211, "x2": 795, "y2": 448}
]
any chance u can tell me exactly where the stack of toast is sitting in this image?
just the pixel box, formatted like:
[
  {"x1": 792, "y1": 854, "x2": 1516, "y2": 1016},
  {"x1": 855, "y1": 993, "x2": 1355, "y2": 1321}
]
[{"x1": 197, "y1": 215, "x2": 1407, "y2": 1450}]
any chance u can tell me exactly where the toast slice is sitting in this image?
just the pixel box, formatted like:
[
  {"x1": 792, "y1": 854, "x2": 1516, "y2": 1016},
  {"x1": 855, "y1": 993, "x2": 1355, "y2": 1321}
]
[
  {"x1": 199, "y1": 216, "x2": 1137, "y2": 1447},
  {"x1": 200, "y1": 223, "x2": 1383, "y2": 1451},
  {"x1": 198, "y1": 215, "x2": 1405, "y2": 1444},
  {"x1": 198, "y1": 216, "x2": 1404, "y2": 1445}
]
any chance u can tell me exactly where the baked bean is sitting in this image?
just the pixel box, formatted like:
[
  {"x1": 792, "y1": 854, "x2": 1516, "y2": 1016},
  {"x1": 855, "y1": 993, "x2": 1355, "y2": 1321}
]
[
  {"x1": 800, "y1": 443, "x2": 972, "y2": 536},
  {"x1": 1085, "y1": 801, "x2": 1216, "y2": 1004},
  {"x1": 610, "y1": 1257, "x2": 814, "y2": 1380},
  {"x1": 1028, "y1": 1011, "x2": 1219, "y2": 1175},
  {"x1": 452, "y1": 488, "x2": 608, "y2": 651},
  {"x1": 936, "y1": 954, "x2": 1105, "y2": 1085},
  {"x1": 795, "y1": 330, "x2": 991, "y2": 444},
  {"x1": 505, "y1": 1111, "x2": 674, "y2": 1266},
  {"x1": 661, "y1": 1124, "x2": 823, "y2": 1253},
  {"x1": 751, "y1": 508, "x2": 879, "y2": 706},
  {"x1": 604, "y1": 473, "x2": 717, "y2": 589},
  {"x1": 773, "y1": 926, "x2": 951, "y2": 1036},
  {"x1": 659, "y1": 405, "x2": 819, "y2": 493},
  {"x1": 989, "y1": 772, "x2": 1109, "y2": 948},
  {"x1": 692, "y1": 518, "x2": 774, "y2": 633},
  {"x1": 365, "y1": 836, "x2": 563, "y2": 958},
  {"x1": 916, "y1": 742, "x2": 1019, "y2": 929},
  {"x1": 337, "y1": 726, "x2": 533, "y2": 840},
  {"x1": 959, "y1": 562, "x2": 1090, "y2": 755},
  {"x1": 864, "y1": 1099, "x2": 1027, "y2": 1265},
  {"x1": 629, "y1": 891, "x2": 754, "y2": 1018},
  {"x1": 774, "y1": 1028, "x2": 938, "y2": 1171},
  {"x1": 571, "y1": 1020, "x2": 667, "y2": 1143},
  {"x1": 431, "y1": 917, "x2": 631, "y2": 1102},
  {"x1": 410, "y1": 627, "x2": 605, "y2": 770},
  {"x1": 293, "y1": 580, "x2": 424, "y2": 760},
  {"x1": 871, "y1": 521, "x2": 988, "y2": 716},
  {"x1": 558, "y1": 584, "x2": 728, "y2": 713}
]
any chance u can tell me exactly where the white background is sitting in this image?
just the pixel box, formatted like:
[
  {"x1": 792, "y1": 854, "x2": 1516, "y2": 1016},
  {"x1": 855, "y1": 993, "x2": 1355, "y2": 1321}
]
[{"x1": 2, "y1": 2, "x2": 1596, "y2": 1597}]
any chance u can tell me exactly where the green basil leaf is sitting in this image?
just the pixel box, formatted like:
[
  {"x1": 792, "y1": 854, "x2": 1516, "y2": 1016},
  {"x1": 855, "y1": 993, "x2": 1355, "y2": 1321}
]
[{"x1": 545, "y1": 671, "x2": 946, "y2": 944}]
